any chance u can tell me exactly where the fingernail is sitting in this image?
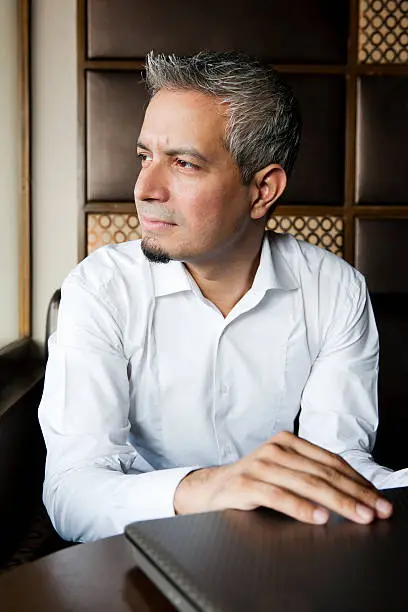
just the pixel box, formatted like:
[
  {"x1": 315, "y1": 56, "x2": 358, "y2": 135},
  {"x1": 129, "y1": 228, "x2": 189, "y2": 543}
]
[
  {"x1": 313, "y1": 508, "x2": 329, "y2": 524},
  {"x1": 356, "y1": 503, "x2": 374, "y2": 522},
  {"x1": 376, "y1": 498, "x2": 393, "y2": 516}
]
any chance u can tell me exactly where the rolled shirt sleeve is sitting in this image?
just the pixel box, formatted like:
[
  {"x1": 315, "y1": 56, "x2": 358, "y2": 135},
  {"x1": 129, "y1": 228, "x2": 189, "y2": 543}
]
[{"x1": 39, "y1": 275, "x2": 196, "y2": 542}]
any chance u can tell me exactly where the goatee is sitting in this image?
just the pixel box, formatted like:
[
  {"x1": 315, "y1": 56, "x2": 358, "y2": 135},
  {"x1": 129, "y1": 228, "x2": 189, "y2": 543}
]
[{"x1": 141, "y1": 237, "x2": 171, "y2": 264}]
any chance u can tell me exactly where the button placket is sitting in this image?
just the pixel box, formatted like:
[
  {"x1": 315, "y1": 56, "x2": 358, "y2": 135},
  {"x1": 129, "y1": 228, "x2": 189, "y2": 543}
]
[{"x1": 213, "y1": 327, "x2": 234, "y2": 464}]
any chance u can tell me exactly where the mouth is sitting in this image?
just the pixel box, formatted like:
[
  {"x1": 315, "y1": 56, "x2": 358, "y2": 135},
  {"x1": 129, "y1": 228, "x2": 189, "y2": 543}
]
[{"x1": 140, "y1": 216, "x2": 177, "y2": 232}]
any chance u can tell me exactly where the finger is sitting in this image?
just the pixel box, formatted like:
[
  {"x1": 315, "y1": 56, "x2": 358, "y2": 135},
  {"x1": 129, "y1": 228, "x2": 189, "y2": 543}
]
[
  {"x1": 268, "y1": 431, "x2": 374, "y2": 488},
  {"x1": 251, "y1": 460, "x2": 389, "y2": 524},
  {"x1": 267, "y1": 434, "x2": 393, "y2": 518},
  {"x1": 257, "y1": 444, "x2": 383, "y2": 513},
  {"x1": 248, "y1": 479, "x2": 330, "y2": 525},
  {"x1": 261, "y1": 444, "x2": 365, "y2": 491}
]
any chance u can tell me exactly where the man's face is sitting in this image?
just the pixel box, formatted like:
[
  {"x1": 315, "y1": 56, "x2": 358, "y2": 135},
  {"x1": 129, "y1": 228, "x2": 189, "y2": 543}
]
[{"x1": 134, "y1": 89, "x2": 252, "y2": 264}]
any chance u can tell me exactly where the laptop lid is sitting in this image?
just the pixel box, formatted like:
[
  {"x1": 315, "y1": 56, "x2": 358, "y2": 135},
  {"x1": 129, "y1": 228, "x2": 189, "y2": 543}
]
[{"x1": 125, "y1": 487, "x2": 408, "y2": 612}]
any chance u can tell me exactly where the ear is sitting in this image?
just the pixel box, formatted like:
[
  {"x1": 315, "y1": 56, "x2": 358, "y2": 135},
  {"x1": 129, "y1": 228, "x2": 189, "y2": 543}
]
[{"x1": 249, "y1": 164, "x2": 287, "y2": 221}]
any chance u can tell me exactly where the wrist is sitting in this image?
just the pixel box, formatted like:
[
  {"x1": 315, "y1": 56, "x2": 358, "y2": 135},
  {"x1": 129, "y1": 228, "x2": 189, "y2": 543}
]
[{"x1": 173, "y1": 466, "x2": 221, "y2": 515}]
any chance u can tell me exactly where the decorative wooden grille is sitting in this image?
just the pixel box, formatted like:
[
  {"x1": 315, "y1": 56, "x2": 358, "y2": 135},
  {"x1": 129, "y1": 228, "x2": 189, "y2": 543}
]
[
  {"x1": 87, "y1": 213, "x2": 344, "y2": 258},
  {"x1": 267, "y1": 216, "x2": 344, "y2": 257},
  {"x1": 359, "y1": 0, "x2": 408, "y2": 63},
  {"x1": 87, "y1": 214, "x2": 141, "y2": 254}
]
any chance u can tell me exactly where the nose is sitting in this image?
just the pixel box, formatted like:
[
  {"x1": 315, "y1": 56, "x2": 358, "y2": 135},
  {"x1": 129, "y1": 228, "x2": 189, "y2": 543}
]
[{"x1": 134, "y1": 161, "x2": 169, "y2": 203}]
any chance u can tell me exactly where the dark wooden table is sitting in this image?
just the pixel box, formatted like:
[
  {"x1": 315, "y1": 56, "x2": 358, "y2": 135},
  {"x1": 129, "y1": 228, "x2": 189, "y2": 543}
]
[
  {"x1": 0, "y1": 535, "x2": 176, "y2": 611},
  {"x1": 2, "y1": 488, "x2": 408, "y2": 612}
]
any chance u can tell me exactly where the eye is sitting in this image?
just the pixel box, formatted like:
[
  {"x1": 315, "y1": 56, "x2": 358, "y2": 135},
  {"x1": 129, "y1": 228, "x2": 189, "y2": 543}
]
[
  {"x1": 175, "y1": 158, "x2": 199, "y2": 170},
  {"x1": 137, "y1": 152, "x2": 151, "y2": 164}
]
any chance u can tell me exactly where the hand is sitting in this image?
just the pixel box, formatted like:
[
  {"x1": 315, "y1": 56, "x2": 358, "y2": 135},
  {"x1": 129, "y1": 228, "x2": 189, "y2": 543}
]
[{"x1": 173, "y1": 431, "x2": 393, "y2": 525}]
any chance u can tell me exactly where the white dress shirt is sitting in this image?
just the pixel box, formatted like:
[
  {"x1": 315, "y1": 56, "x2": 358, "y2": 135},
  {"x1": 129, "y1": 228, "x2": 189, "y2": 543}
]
[{"x1": 38, "y1": 232, "x2": 408, "y2": 542}]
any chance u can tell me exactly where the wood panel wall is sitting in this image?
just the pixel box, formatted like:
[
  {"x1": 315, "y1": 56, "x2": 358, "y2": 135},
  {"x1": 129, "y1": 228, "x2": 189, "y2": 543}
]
[{"x1": 77, "y1": 0, "x2": 408, "y2": 296}]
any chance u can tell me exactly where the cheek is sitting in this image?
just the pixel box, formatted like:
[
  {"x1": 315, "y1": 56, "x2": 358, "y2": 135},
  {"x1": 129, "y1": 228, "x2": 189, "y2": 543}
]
[
  {"x1": 191, "y1": 196, "x2": 227, "y2": 234},
  {"x1": 174, "y1": 177, "x2": 241, "y2": 228},
  {"x1": 172, "y1": 180, "x2": 222, "y2": 223}
]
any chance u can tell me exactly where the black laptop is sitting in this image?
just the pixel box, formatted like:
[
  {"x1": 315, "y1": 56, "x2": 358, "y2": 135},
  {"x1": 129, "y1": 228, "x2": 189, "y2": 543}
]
[{"x1": 125, "y1": 488, "x2": 408, "y2": 612}]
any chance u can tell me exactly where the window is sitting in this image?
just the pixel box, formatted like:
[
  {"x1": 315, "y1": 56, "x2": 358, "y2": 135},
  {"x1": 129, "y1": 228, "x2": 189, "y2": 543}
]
[{"x1": 0, "y1": 0, "x2": 31, "y2": 352}]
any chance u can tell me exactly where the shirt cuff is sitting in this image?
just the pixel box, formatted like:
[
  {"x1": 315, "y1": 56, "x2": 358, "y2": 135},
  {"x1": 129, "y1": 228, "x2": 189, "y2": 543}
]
[
  {"x1": 125, "y1": 465, "x2": 201, "y2": 523},
  {"x1": 377, "y1": 468, "x2": 408, "y2": 490}
]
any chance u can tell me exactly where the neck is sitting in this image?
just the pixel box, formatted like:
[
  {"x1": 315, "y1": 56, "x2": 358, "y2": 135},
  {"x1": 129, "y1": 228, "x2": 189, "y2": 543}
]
[{"x1": 184, "y1": 230, "x2": 265, "y2": 317}]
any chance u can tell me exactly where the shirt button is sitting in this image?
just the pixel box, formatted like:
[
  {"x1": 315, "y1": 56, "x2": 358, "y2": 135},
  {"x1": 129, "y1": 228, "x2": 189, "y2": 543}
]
[
  {"x1": 221, "y1": 445, "x2": 233, "y2": 459},
  {"x1": 220, "y1": 384, "x2": 229, "y2": 394}
]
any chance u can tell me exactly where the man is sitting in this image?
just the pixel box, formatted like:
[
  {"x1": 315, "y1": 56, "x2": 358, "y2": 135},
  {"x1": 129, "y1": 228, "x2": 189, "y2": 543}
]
[{"x1": 39, "y1": 51, "x2": 407, "y2": 543}]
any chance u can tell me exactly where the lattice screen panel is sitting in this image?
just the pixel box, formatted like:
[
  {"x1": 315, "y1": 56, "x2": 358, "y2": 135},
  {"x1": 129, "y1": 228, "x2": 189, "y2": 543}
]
[
  {"x1": 88, "y1": 213, "x2": 344, "y2": 258},
  {"x1": 87, "y1": 214, "x2": 142, "y2": 254},
  {"x1": 359, "y1": 0, "x2": 408, "y2": 63},
  {"x1": 266, "y1": 216, "x2": 344, "y2": 257}
]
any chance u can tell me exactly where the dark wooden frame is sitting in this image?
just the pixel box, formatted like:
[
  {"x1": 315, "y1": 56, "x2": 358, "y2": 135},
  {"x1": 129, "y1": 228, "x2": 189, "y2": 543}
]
[{"x1": 77, "y1": 0, "x2": 408, "y2": 265}]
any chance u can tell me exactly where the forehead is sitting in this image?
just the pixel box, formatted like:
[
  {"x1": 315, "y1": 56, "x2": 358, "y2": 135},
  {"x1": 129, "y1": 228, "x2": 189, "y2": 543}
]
[{"x1": 140, "y1": 89, "x2": 227, "y2": 151}]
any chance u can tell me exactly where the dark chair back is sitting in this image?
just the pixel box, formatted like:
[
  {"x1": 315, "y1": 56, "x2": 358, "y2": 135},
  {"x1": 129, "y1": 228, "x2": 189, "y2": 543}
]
[
  {"x1": 371, "y1": 293, "x2": 408, "y2": 470},
  {"x1": 45, "y1": 289, "x2": 61, "y2": 361}
]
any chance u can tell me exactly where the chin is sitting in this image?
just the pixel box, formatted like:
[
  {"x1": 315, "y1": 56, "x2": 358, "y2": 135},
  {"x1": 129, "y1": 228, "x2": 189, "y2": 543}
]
[
  {"x1": 141, "y1": 236, "x2": 171, "y2": 264},
  {"x1": 141, "y1": 233, "x2": 207, "y2": 264}
]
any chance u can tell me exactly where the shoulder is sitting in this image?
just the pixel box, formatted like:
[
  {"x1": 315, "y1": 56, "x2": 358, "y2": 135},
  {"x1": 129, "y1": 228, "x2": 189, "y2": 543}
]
[
  {"x1": 270, "y1": 233, "x2": 373, "y2": 356},
  {"x1": 271, "y1": 232, "x2": 365, "y2": 300},
  {"x1": 60, "y1": 241, "x2": 153, "y2": 349},
  {"x1": 61, "y1": 240, "x2": 154, "y2": 331},
  {"x1": 63, "y1": 240, "x2": 148, "y2": 296}
]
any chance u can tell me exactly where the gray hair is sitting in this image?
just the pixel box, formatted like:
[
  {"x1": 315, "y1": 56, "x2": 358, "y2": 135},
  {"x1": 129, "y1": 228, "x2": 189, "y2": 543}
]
[{"x1": 145, "y1": 50, "x2": 302, "y2": 185}]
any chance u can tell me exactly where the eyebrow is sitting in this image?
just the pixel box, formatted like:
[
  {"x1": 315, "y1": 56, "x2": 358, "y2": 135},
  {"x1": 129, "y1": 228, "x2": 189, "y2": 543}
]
[{"x1": 136, "y1": 140, "x2": 210, "y2": 164}]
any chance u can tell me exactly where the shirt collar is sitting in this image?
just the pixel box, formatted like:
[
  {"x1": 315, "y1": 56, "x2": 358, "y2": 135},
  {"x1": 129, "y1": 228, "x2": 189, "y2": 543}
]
[
  {"x1": 150, "y1": 232, "x2": 299, "y2": 298},
  {"x1": 252, "y1": 233, "x2": 299, "y2": 293},
  {"x1": 150, "y1": 259, "x2": 192, "y2": 297}
]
